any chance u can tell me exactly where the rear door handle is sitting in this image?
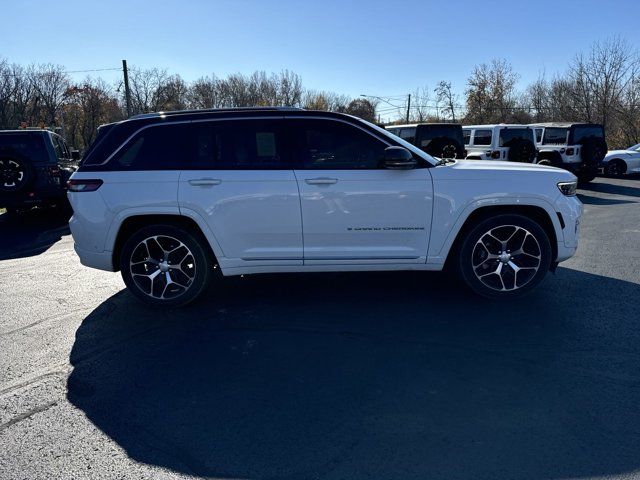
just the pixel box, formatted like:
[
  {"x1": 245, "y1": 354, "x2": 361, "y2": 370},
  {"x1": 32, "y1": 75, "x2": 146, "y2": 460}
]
[
  {"x1": 189, "y1": 178, "x2": 221, "y2": 186},
  {"x1": 305, "y1": 177, "x2": 338, "y2": 185}
]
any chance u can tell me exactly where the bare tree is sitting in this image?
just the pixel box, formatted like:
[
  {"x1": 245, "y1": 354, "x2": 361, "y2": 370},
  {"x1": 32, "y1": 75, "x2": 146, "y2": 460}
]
[
  {"x1": 466, "y1": 59, "x2": 518, "y2": 123},
  {"x1": 434, "y1": 81, "x2": 458, "y2": 122},
  {"x1": 345, "y1": 98, "x2": 377, "y2": 122}
]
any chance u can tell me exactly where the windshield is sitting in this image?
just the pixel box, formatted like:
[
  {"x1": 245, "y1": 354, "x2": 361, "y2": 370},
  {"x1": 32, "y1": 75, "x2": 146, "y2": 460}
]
[
  {"x1": 629, "y1": 143, "x2": 640, "y2": 151},
  {"x1": 542, "y1": 127, "x2": 568, "y2": 145},
  {"x1": 0, "y1": 133, "x2": 48, "y2": 162},
  {"x1": 367, "y1": 121, "x2": 438, "y2": 165}
]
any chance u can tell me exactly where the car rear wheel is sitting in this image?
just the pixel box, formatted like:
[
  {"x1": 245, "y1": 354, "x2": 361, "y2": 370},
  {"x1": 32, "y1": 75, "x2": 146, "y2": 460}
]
[
  {"x1": 605, "y1": 159, "x2": 626, "y2": 177},
  {"x1": 119, "y1": 224, "x2": 213, "y2": 307},
  {"x1": 457, "y1": 214, "x2": 552, "y2": 299}
]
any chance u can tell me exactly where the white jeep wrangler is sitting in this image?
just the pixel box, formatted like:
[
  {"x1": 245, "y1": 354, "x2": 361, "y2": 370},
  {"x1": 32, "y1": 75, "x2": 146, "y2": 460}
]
[
  {"x1": 68, "y1": 108, "x2": 582, "y2": 306},
  {"x1": 530, "y1": 122, "x2": 607, "y2": 183},
  {"x1": 463, "y1": 125, "x2": 537, "y2": 163}
]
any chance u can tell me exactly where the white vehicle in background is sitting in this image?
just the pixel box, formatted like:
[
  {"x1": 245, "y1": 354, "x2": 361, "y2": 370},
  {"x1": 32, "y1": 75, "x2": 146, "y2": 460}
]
[
  {"x1": 530, "y1": 123, "x2": 607, "y2": 183},
  {"x1": 463, "y1": 125, "x2": 537, "y2": 163},
  {"x1": 601, "y1": 143, "x2": 640, "y2": 176},
  {"x1": 68, "y1": 108, "x2": 582, "y2": 306}
]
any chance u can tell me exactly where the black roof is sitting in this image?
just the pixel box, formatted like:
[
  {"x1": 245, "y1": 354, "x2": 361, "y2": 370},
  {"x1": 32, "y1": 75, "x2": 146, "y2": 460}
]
[{"x1": 529, "y1": 122, "x2": 603, "y2": 128}]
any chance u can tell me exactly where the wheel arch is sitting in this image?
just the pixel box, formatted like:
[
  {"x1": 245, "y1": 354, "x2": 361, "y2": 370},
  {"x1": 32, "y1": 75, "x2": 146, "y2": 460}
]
[
  {"x1": 607, "y1": 157, "x2": 628, "y2": 172},
  {"x1": 442, "y1": 204, "x2": 559, "y2": 271},
  {"x1": 112, "y1": 213, "x2": 219, "y2": 272}
]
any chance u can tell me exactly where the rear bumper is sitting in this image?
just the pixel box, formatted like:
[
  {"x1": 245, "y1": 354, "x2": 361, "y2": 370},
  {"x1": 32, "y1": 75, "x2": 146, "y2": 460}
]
[
  {"x1": 74, "y1": 243, "x2": 114, "y2": 271},
  {"x1": 0, "y1": 187, "x2": 66, "y2": 208}
]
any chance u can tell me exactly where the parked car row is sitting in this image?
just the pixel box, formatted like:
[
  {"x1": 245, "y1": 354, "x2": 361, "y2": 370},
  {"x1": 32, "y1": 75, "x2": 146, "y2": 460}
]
[{"x1": 386, "y1": 121, "x2": 609, "y2": 183}]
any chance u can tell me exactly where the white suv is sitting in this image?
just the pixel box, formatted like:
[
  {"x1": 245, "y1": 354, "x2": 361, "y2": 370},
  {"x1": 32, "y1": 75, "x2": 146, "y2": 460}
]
[
  {"x1": 69, "y1": 108, "x2": 582, "y2": 306},
  {"x1": 463, "y1": 125, "x2": 537, "y2": 162}
]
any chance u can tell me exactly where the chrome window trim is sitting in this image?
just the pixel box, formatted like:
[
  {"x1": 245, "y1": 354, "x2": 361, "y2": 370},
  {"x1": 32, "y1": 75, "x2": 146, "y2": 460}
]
[{"x1": 96, "y1": 114, "x2": 410, "y2": 168}]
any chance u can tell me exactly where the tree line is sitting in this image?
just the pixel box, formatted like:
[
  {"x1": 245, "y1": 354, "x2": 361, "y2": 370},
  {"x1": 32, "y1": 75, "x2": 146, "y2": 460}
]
[{"x1": 1, "y1": 36, "x2": 638, "y2": 150}]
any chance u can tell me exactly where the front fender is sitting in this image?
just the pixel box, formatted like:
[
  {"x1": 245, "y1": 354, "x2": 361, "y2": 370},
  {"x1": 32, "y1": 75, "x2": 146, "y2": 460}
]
[{"x1": 427, "y1": 194, "x2": 563, "y2": 266}]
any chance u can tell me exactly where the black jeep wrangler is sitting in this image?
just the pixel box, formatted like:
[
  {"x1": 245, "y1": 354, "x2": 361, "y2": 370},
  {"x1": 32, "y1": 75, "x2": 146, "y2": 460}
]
[
  {"x1": 0, "y1": 130, "x2": 79, "y2": 215},
  {"x1": 385, "y1": 123, "x2": 466, "y2": 159}
]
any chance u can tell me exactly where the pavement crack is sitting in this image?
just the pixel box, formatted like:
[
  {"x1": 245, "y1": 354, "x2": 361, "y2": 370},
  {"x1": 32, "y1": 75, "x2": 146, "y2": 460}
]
[{"x1": 0, "y1": 400, "x2": 58, "y2": 432}]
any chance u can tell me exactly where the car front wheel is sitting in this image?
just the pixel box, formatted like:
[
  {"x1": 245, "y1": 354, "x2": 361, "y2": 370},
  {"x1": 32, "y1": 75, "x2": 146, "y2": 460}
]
[
  {"x1": 119, "y1": 224, "x2": 213, "y2": 307},
  {"x1": 457, "y1": 214, "x2": 552, "y2": 299}
]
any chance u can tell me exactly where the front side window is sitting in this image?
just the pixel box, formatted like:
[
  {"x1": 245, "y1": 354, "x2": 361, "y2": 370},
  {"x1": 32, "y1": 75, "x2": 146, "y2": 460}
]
[
  {"x1": 293, "y1": 120, "x2": 387, "y2": 169},
  {"x1": 462, "y1": 129, "x2": 471, "y2": 145},
  {"x1": 473, "y1": 129, "x2": 492, "y2": 146},
  {"x1": 535, "y1": 128, "x2": 543, "y2": 143}
]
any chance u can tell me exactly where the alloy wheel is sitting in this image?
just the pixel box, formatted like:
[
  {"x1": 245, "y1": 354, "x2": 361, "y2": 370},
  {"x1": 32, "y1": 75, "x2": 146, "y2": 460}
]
[
  {"x1": 472, "y1": 225, "x2": 541, "y2": 292},
  {"x1": 129, "y1": 235, "x2": 196, "y2": 300}
]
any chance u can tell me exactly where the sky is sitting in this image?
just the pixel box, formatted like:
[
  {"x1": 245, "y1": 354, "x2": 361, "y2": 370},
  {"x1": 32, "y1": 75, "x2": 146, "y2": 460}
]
[{"x1": 1, "y1": 0, "x2": 639, "y2": 118}]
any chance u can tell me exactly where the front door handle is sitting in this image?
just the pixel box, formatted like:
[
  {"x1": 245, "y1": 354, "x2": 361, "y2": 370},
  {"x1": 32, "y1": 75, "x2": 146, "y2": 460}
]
[
  {"x1": 189, "y1": 178, "x2": 222, "y2": 186},
  {"x1": 305, "y1": 177, "x2": 338, "y2": 185}
]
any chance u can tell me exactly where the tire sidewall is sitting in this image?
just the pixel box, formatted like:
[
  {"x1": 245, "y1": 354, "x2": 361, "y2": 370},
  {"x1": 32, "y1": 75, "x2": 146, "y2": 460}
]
[
  {"x1": 119, "y1": 224, "x2": 212, "y2": 307},
  {"x1": 457, "y1": 214, "x2": 552, "y2": 299}
]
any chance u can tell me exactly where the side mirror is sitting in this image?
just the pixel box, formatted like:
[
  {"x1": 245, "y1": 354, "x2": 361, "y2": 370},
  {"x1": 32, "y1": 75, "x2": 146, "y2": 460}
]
[
  {"x1": 71, "y1": 150, "x2": 81, "y2": 161},
  {"x1": 383, "y1": 147, "x2": 417, "y2": 169}
]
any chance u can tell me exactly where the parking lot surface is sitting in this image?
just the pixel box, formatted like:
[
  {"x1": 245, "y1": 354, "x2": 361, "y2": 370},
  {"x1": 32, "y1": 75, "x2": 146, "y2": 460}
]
[{"x1": 1, "y1": 176, "x2": 639, "y2": 480}]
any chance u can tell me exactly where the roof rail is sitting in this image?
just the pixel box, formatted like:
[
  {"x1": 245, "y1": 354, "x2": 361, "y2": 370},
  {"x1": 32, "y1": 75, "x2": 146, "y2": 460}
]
[{"x1": 129, "y1": 106, "x2": 304, "y2": 120}]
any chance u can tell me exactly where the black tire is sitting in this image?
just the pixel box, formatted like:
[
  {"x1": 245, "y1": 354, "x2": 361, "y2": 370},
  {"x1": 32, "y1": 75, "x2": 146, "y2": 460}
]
[
  {"x1": 506, "y1": 138, "x2": 537, "y2": 163},
  {"x1": 536, "y1": 158, "x2": 554, "y2": 167},
  {"x1": 580, "y1": 137, "x2": 607, "y2": 167},
  {"x1": 457, "y1": 214, "x2": 552, "y2": 299},
  {"x1": 577, "y1": 170, "x2": 598, "y2": 184},
  {"x1": 0, "y1": 156, "x2": 32, "y2": 192},
  {"x1": 119, "y1": 224, "x2": 213, "y2": 307},
  {"x1": 605, "y1": 159, "x2": 626, "y2": 177},
  {"x1": 426, "y1": 137, "x2": 464, "y2": 159}
]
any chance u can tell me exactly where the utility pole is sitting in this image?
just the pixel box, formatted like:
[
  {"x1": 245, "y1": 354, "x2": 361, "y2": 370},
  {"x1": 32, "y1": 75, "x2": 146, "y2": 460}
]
[
  {"x1": 122, "y1": 59, "x2": 132, "y2": 118},
  {"x1": 406, "y1": 94, "x2": 411, "y2": 122}
]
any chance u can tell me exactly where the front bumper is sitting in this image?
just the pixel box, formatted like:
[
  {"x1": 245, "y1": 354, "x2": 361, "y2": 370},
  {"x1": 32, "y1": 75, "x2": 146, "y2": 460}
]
[{"x1": 555, "y1": 194, "x2": 583, "y2": 262}]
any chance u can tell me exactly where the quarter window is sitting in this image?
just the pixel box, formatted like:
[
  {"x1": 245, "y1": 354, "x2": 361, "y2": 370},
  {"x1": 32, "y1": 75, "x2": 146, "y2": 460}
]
[
  {"x1": 111, "y1": 124, "x2": 190, "y2": 170},
  {"x1": 399, "y1": 127, "x2": 417, "y2": 145},
  {"x1": 473, "y1": 129, "x2": 492, "y2": 146},
  {"x1": 293, "y1": 120, "x2": 387, "y2": 169}
]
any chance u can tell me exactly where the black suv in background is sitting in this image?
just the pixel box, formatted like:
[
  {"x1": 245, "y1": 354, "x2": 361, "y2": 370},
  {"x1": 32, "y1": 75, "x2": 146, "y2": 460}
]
[
  {"x1": 385, "y1": 123, "x2": 466, "y2": 159},
  {"x1": 531, "y1": 122, "x2": 607, "y2": 183},
  {"x1": 0, "y1": 130, "x2": 79, "y2": 215}
]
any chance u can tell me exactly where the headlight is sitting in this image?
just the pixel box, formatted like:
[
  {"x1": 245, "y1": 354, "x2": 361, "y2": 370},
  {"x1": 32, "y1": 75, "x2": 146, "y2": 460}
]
[{"x1": 557, "y1": 181, "x2": 577, "y2": 196}]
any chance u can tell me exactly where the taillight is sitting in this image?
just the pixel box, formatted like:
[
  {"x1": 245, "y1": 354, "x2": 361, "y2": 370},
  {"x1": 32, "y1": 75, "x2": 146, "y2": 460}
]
[
  {"x1": 491, "y1": 150, "x2": 501, "y2": 159},
  {"x1": 566, "y1": 147, "x2": 574, "y2": 155},
  {"x1": 67, "y1": 179, "x2": 103, "y2": 192}
]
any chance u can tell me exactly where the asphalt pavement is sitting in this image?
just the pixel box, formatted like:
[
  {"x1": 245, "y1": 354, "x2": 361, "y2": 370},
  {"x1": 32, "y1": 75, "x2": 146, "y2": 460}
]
[{"x1": 1, "y1": 175, "x2": 639, "y2": 480}]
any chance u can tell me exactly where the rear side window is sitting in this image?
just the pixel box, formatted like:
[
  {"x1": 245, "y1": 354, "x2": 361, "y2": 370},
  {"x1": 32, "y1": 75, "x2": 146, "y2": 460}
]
[
  {"x1": 462, "y1": 129, "x2": 471, "y2": 145},
  {"x1": 499, "y1": 128, "x2": 533, "y2": 146},
  {"x1": 191, "y1": 120, "x2": 284, "y2": 169},
  {"x1": 292, "y1": 120, "x2": 387, "y2": 169},
  {"x1": 472, "y1": 129, "x2": 492, "y2": 146},
  {"x1": 571, "y1": 125, "x2": 604, "y2": 144},
  {"x1": 0, "y1": 133, "x2": 48, "y2": 163},
  {"x1": 399, "y1": 127, "x2": 417, "y2": 144},
  {"x1": 111, "y1": 124, "x2": 191, "y2": 170},
  {"x1": 542, "y1": 128, "x2": 568, "y2": 145}
]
